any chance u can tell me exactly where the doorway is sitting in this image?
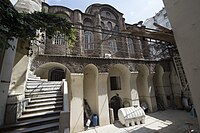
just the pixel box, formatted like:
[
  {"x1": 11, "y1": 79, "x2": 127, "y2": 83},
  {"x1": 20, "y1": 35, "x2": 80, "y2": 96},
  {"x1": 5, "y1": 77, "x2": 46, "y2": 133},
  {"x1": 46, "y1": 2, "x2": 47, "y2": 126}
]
[
  {"x1": 49, "y1": 68, "x2": 65, "y2": 81},
  {"x1": 109, "y1": 95, "x2": 122, "y2": 120}
]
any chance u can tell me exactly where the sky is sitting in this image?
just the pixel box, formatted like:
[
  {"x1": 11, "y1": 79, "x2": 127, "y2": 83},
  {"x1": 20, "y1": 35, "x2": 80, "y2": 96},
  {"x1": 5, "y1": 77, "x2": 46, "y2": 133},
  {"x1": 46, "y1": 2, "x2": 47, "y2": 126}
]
[{"x1": 11, "y1": 0, "x2": 164, "y2": 24}]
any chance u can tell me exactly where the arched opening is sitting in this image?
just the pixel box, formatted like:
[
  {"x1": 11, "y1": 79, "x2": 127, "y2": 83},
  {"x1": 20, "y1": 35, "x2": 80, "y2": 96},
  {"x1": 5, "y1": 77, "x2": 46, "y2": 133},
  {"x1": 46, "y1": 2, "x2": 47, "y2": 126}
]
[
  {"x1": 48, "y1": 68, "x2": 65, "y2": 81},
  {"x1": 83, "y1": 64, "x2": 99, "y2": 125},
  {"x1": 34, "y1": 62, "x2": 72, "y2": 107},
  {"x1": 109, "y1": 95, "x2": 122, "y2": 120},
  {"x1": 34, "y1": 62, "x2": 70, "y2": 81},
  {"x1": 107, "y1": 64, "x2": 131, "y2": 120},
  {"x1": 153, "y1": 64, "x2": 168, "y2": 110},
  {"x1": 136, "y1": 64, "x2": 152, "y2": 112}
]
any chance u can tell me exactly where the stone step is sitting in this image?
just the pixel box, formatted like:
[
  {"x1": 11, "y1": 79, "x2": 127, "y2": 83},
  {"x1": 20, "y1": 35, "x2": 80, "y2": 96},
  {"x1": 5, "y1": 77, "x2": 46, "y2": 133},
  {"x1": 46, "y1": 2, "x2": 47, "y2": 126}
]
[
  {"x1": 18, "y1": 110, "x2": 61, "y2": 121},
  {"x1": 25, "y1": 87, "x2": 61, "y2": 92},
  {"x1": 26, "y1": 101, "x2": 63, "y2": 109},
  {"x1": 29, "y1": 97, "x2": 63, "y2": 104},
  {"x1": 27, "y1": 77, "x2": 41, "y2": 81},
  {"x1": 30, "y1": 94, "x2": 63, "y2": 100},
  {"x1": 11, "y1": 122, "x2": 59, "y2": 133},
  {"x1": 26, "y1": 86, "x2": 61, "y2": 90},
  {"x1": 25, "y1": 91, "x2": 62, "y2": 97},
  {"x1": 26, "y1": 93, "x2": 62, "y2": 98},
  {"x1": 26, "y1": 81, "x2": 62, "y2": 85},
  {"x1": 0, "y1": 116, "x2": 59, "y2": 132},
  {"x1": 26, "y1": 84, "x2": 62, "y2": 87},
  {"x1": 23, "y1": 105, "x2": 63, "y2": 115}
]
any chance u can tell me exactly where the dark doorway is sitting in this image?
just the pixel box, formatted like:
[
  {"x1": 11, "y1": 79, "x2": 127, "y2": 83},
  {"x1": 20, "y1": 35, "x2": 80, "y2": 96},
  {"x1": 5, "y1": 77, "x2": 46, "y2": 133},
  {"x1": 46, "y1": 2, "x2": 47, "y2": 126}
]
[
  {"x1": 109, "y1": 95, "x2": 123, "y2": 120},
  {"x1": 49, "y1": 68, "x2": 65, "y2": 81}
]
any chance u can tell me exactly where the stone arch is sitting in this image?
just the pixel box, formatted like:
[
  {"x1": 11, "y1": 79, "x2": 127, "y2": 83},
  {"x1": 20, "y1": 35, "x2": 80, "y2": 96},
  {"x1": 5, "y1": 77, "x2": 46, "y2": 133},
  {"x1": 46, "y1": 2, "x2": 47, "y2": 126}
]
[
  {"x1": 83, "y1": 64, "x2": 99, "y2": 116},
  {"x1": 34, "y1": 62, "x2": 70, "y2": 80},
  {"x1": 54, "y1": 11, "x2": 72, "y2": 22},
  {"x1": 136, "y1": 64, "x2": 153, "y2": 112},
  {"x1": 83, "y1": 18, "x2": 93, "y2": 26},
  {"x1": 49, "y1": 6, "x2": 73, "y2": 21},
  {"x1": 153, "y1": 64, "x2": 168, "y2": 109},
  {"x1": 100, "y1": 7, "x2": 119, "y2": 20},
  {"x1": 107, "y1": 64, "x2": 131, "y2": 109},
  {"x1": 34, "y1": 61, "x2": 72, "y2": 108}
]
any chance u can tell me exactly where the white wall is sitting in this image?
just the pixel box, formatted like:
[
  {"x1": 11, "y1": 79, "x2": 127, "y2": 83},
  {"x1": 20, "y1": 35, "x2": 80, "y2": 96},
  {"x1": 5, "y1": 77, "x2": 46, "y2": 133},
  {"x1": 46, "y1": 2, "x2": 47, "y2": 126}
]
[
  {"x1": 163, "y1": 0, "x2": 200, "y2": 125},
  {"x1": 0, "y1": 39, "x2": 18, "y2": 125},
  {"x1": 98, "y1": 73, "x2": 110, "y2": 126},
  {"x1": 70, "y1": 74, "x2": 84, "y2": 133},
  {"x1": 107, "y1": 65, "x2": 131, "y2": 104},
  {"x1": 130, "y1": 72, "x2": 140, "y2": 106}
]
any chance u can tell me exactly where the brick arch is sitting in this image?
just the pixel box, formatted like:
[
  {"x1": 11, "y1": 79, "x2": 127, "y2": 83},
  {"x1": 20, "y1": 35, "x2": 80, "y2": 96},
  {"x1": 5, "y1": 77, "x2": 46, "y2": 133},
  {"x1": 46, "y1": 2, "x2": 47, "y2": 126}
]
[
  {"x1": 31, "y1": 55, "x2": 162, "y2": 74},
  {"x1": 34, "y1": 62, "x2": 71, "y2": 80}
]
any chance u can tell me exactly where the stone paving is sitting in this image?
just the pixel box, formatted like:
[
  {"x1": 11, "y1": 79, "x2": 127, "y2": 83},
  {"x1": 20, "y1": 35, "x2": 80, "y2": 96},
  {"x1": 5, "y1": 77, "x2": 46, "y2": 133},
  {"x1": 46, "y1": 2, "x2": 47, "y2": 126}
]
[{"x1": 81, "y1": 109, "x2": 199, "y2": 133}]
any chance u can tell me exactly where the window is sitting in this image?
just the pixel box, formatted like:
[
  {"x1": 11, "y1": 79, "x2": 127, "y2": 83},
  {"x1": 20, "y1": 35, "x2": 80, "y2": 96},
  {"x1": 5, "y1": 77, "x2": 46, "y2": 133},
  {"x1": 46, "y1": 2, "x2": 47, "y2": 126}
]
[
  {"x1": 84, "y1": 31, "x2": 93, "y2": 50},
  {"x1": 110, "y1": 76, "x2": 121, "y2": 90},
  {"x1": 109, "y1": 40, "x2": 117, "y2": 52},
  {"x1": 107, "y1": 22, "x2": 112, "y2": 30},
  {"x1": 106, "y1": 12, "x2": 111, "y2": 19},
  {"x1": 101, "y1": 22, "x2": 105, "y2": 29},
  {"x1": 52, "y1": 32, "x2": 66, "y2": 45},
  {"x1": 114, "y1": 25, "x2": 119, "y2": 31},
  {"x1": 127, "y1": 38, "x2": 134, "y2": 54}
]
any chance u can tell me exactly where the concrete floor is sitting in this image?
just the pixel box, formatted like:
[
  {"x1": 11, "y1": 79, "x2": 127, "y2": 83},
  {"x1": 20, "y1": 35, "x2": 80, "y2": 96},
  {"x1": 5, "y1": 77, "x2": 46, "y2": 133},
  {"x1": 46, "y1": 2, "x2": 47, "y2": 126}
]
[{"x1": 81, "y1": 109, "x2": 199, "y2": 133}]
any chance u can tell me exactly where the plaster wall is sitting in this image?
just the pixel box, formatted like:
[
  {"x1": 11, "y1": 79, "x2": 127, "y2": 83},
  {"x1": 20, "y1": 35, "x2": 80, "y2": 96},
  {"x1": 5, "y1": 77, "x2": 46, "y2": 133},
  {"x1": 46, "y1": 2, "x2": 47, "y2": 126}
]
[
  {"x1": 0, "y1": 39, "x2": 18, "y2": 125},
  {"x1": 148, "y1": 73, "x2": 158, "y2": 112},
  {"x1": 9, "y1": 55, "x2": 29, "y2": 95},
  {"x1": 98, "y1": 73, "x2": 110, "y2": 126},
  {"x1": 70, "y1": 74, "x2": 84, "y2": 133},
  {"x1": 163, "y1": 72, "x2": 173, "y2": 107},
  {"x1": 153, "y1": 65, "x2": 168, "y2": 108},
  {"x1": 163, "y1": 0, "x2": 200, "y2": 124},
  {"x1": 83, "y1": 65, "x2": 98, "y2": 114},
  {"x1": 107, "y1": 66, "x2": 131, "y2": 104},
  {"x1": 130, "y1": 72, "x2": 140, "y2": 106},
  {"x1": 136, "y1": 65, "x2": 153, "y2": 111}
]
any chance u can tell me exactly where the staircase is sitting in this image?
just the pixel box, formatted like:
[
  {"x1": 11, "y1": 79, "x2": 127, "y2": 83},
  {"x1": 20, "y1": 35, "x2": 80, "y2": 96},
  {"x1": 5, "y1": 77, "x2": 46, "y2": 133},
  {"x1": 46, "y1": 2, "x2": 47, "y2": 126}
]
[
  {"x1": 173, "y1": 55, "x2": 189, "y2": 91},
  {"x1": 0, "y1": 75, "x2": 63, "y2": 133}
]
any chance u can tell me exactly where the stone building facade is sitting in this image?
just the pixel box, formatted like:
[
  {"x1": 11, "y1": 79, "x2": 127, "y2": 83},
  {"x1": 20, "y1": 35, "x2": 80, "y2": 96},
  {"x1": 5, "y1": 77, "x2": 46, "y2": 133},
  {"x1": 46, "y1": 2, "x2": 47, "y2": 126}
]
[{"x1": 1, "y1": 1, "x2": 185, "y2": 132}]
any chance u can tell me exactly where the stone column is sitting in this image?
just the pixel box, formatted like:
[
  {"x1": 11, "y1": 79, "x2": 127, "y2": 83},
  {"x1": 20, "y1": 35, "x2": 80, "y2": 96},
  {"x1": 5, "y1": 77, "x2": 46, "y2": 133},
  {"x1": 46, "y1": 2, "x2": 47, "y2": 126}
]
[
  {"x1": 73, "y1": 10, "x2": 83, "y2": 56},
  {"x1": 97, "y1": 73, "x2": 110, "y2": 126},
  {"x1": 70, "y1": 74, "x2": 84, "y2": 133},
  {"x1": 154, "y1": 65, "x2": 168, "y2": 108},
  {"x1": 148, "y1": 73, "x2": 158, "y2": 112},
  {"x1": 130, "y1": 72, "x2": 140, "y2": 106}
]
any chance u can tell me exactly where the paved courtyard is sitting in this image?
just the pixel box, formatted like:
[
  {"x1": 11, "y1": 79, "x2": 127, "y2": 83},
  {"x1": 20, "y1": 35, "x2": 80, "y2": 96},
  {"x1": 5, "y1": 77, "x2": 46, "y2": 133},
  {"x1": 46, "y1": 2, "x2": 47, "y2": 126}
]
[{"x1": 81, "y1": 109, "x2": 199, "y2": 133}]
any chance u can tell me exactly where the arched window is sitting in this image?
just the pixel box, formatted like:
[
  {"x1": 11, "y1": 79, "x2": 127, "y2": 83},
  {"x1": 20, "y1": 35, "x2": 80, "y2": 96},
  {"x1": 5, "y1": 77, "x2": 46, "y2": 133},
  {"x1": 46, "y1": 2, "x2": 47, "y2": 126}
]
[
  {"x1": 127, "y1": 38, "x2": 134, "y2": 54},
  {"x1": 101, "y1": 22, "x2": 105, "y2": 29},
  {"x1": 114, "y1": 25, "x2": 119, "y2": 31},
  {"x1": 52, "y1": 31, "x2": 66, "y2": 45},
  {"x1": 84, "y1": 31, "x2": 93, "y2": 50},
  {"x1": 109, "y1": 40, "x2": 117, "y2": 52},
  {"x1": 106, "y1": 12, "x2": 111, "y2": 19},
  {"x1": 107, "y1": 22, "x2": 112, "y2": 30}
]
